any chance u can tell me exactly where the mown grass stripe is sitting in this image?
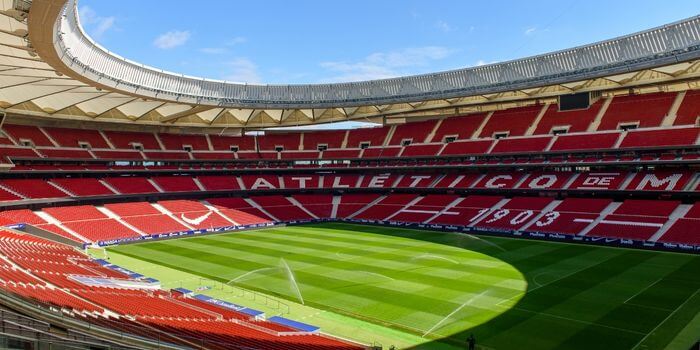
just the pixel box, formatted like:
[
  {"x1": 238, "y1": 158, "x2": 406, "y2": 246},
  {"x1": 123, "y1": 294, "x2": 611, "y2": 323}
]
[{"x1": 108, "y1": 223, "x2": 699, "y2": 350}]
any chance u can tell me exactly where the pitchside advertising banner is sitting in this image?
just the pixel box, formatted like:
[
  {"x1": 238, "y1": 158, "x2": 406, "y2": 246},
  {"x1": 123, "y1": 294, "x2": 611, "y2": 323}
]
[
  {"x1": 88, "y1": 219, "x2": 699, "y2": 253},
  {"x1": 343, "y1": 219, "x2": 700, "y2": 253},
  {"x1": 94, "y1": 222, "x2": 275, "y2": 247}
]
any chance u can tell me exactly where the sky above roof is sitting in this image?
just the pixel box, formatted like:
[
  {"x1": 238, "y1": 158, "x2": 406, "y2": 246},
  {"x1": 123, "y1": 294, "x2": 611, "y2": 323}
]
[{"x1": 78, "y1": 0, "x2": 699, "y2": 85}]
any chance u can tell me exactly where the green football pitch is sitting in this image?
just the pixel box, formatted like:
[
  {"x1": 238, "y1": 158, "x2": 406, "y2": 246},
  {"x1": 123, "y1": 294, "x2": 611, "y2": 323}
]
[{"x1": 104, "y1": 223, "x2": 700, "y2": 350}]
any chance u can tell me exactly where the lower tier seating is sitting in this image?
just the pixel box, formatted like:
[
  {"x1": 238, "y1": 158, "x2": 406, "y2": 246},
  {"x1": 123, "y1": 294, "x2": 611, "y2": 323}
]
[
  {"x1": 0, "y1": 230, "x2": 362, "y2": 349},
  {"x1": 0, "y1": 190, "x2": 697, "y2": 246}
]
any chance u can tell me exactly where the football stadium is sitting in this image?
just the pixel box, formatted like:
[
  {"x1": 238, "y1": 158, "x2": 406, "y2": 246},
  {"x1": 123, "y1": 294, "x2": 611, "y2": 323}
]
[{"x1": 0, "y1": 0, "x2": 696, "y2": 349}]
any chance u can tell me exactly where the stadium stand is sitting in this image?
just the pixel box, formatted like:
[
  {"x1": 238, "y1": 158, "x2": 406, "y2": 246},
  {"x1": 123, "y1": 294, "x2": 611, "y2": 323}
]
[
  {"x1": 43, "y1": 127, "x2": 109, "y2": 148},
  {"x1": 345, "y1": 127, "x2": 388, "y2": 148},
  {"x1": 598, "y1": 92, "x2": 676, "y2": 130},
  {"x1": 103, "y1": 130, "x2": 161, "y2": 150},
  {"x1": 2, "y1": 8, "x2": 700, "y2": 348},
  {"x1": 479, "y1": 105, "x2": 543, "y2": 138},
  {"x1": 534, "y1": 101, "x2": 604, "y2": 134},
  {"x1": 158, "y1": 133, "x2": 209, "y2": 151},
  {"x1": 388, "y1": 120, "x2": 438, "y2": 145}
]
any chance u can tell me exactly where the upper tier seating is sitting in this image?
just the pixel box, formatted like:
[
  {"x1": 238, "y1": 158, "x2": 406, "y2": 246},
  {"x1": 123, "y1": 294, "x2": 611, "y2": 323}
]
[
  {"x1": 0, "y1": 132, "x2": 13, "y2": 145},
  {"x1": 440, "y1": 140, "x2": 493, "y2": 156},
  {"x1": 345, "y1": 126, "x2": 388, "y2": 148},
  {"x1": 281, "y1": 151, "x2": 319, "y2": 160},
  {"x1": 37, "y1": 148, "x2": 92, "y2": 159},
  {"x1": 548, "y1": 132, "x2": 621, "y2": 151},
  {"x1": 209, "y1": 134, "x2": 256, "y2": 151},
  {"x1": 302, "y1": 130, "x2": 346, "y2": 150},
  {"x1": 675, "y1": 89, "x2": 700, "y2": 126},
  {"x1": 43, "y1": 127, "x2": 109, "y2": 148},
  {"x1": 322, "y1": 149, "x2": 361, "y2": 159},
  {"x1": 158, "y1": 133, "x2": 209, "y2": 151},
  {"x1": 400, "y1": 144, "x2": 443, "y2": 157},
  {"x1": 257, "y1": 133, "x2": 301, "y2": 151},
  {"x1": 618, "y1": 127, "x2": 699, "y2": 148},
  {"x1": 0, "y1": 147, "x2": 40, "y2": 161},
  {"x1": 144, "y1": 151, "x2": 190, "y2": 160},
  {"x1": 431, "y1": 113, "x2": 488, "y2": 142},
  {"x1": 479, "y1": 105, "x2": 543, "y2": 138},
  {"x1": 191, "y1": 151, "x2": 235, "y2": 160},
  {"x1": 92, "y1": 150, "x2": 144, "y2": 159},
  {"x1": 103, "y1": 130, "x2": 160, "y2": 149},
  {"x1": 598, "y1": 92, "x2": 676, "y2": 130},
  {"x1": 389, "y1": 120, "x2": 438, "y2": 145},
  {"x1": 490, "y1": 136, "x2": 552, "y2": 153},
  {"x1": 3, "y1": 125, "x2": 53, "y2": 146},
  {"x1": 361, "y1": 146, "x2": 402, "y2": 158},
  {"x1": 534, "y1": 101, "x2": 604, "y2": 134}
]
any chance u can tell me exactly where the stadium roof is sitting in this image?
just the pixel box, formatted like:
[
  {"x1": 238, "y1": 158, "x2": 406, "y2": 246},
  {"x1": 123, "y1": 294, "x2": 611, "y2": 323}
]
[{"x1": 5, "y1": 0, "x2": 700, "y2": 129}]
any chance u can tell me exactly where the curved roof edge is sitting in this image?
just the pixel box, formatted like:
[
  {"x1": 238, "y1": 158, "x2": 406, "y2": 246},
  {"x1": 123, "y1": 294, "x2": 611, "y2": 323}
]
[{"x1": 38, "y1": 0, "x2": 700, "y2": 109}]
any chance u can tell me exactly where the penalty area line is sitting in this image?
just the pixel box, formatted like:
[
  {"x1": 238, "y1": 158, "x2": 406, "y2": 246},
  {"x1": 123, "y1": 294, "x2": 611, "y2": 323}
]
[
  {"x1": 631, "y1": 288, "x2": 700, "y2": 350},
  {"x1": 512, "y1": 307, "x2": 646, "y2": 336},
  {"x1": 496, "y1": 260, "x2": 612, "y2": 308},
  {"x1": 624, "y1": 277, "x2": 664, "y2": 304}
]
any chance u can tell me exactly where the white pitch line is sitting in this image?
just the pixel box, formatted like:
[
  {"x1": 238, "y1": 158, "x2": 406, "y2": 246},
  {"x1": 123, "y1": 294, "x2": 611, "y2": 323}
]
[
  {"x1": 495, "y1": 292, "x2": 524, "y2": 307},
  {"x1": 624, "y1": 302, "x2": 673, "y2": 313},
  {"x1": 422, "y1": 290, "x2": 488, "y2": 338},
  {"x1": 496, "y1": 260, "x2": 610, "y2": 308},
  {"x1": 512, "y1": 307, "x2": 646, "y2": 336},
  {"x1": 631, "y1": 288, "x2": 700, "y2": 350},
  {"x1": 624, "y1": 277, "x2": 664, "y2": 304},
  {"x1": 463, "y1": 233, "x2": 506, "y2": 252},
  {"x1": 531, "y1": 271, "x2": 550, "y2": 288}
]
